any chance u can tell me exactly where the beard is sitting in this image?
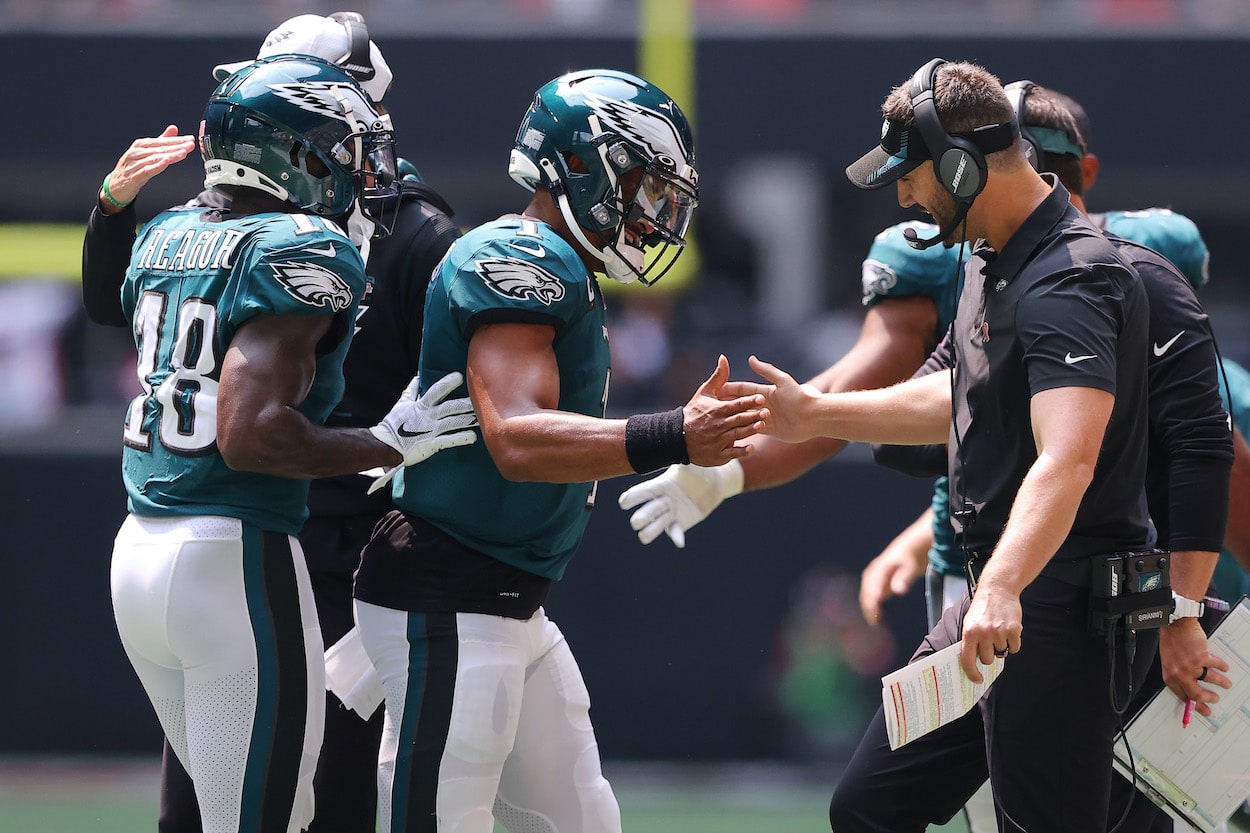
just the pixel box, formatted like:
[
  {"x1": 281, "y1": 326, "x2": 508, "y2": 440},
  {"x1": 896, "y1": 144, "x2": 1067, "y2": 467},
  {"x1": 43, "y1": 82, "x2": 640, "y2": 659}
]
[{"x1": 927, "y1": 189, "x2": 970, "y2": 245}]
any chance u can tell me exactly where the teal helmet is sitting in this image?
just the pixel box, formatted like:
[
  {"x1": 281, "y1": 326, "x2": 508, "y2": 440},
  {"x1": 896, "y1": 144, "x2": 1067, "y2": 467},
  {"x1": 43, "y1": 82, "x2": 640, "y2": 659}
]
[
  {"x1": 508, "y1": 68, "x2": 699, "y2": 285},
  {"x1": 200, "y1": 54, "x2": 398, "y2": 220}
]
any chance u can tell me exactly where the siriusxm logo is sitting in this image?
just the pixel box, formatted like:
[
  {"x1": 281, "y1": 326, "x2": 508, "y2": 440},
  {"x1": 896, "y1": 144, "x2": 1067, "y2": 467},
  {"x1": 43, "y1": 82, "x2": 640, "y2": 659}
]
[{"x1": 1137, "y1": 610, "x2": 1164, "y2": 622}]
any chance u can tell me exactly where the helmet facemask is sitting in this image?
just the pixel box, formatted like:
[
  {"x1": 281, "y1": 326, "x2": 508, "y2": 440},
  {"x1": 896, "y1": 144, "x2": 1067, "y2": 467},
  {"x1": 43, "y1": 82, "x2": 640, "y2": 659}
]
[{"x1": 550, "y1": 122, "x2": 699, "y2": 285}]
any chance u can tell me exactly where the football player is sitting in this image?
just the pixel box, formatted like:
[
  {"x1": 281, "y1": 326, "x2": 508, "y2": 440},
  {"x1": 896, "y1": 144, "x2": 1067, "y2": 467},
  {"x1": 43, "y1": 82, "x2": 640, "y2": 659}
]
[
  {"x1": 82, "y1": 14, "x2": 469, "y2": 833},
  {"x1": 351, "y1": 69, "x2": 768, "y2": 833},
  {"x1": 108, "y1": 56, "x2": 474, "y2": 833}
]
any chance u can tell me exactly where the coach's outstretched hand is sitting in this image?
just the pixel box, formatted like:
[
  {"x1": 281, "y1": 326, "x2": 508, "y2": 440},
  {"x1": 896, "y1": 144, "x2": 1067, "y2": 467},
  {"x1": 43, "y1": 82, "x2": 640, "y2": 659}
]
[
  {"x1": 745, "y1": 355, "x2": 823, "y2": 445},
  {"x1": 367, "y1": 372, "x2": 478, "y2": 494}
]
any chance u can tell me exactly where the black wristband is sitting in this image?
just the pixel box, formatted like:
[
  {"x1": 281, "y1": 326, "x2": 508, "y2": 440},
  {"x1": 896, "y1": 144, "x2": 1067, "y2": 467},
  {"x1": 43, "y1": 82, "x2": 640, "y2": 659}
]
[{"x1": 624, "y1": 406, "x2": 689, "y2": 474}]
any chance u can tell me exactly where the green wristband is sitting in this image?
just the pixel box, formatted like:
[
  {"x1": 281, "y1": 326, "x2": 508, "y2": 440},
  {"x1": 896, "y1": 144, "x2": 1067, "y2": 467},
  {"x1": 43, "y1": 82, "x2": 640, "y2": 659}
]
[{"x1": 101, "y1": 173, "x2": 133, "y2": 209}]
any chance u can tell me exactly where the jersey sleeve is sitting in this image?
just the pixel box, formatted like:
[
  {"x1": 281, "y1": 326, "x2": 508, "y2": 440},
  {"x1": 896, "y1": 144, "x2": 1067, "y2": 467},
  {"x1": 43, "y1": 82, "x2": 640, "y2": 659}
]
[
  {"x1": 861, "y1": 222, "x2": 961, "y2": 327},
  {"x1": 1101, "y1": 208, "x2": 1210, "y2": 291},
  {"x1": 232, "y1": 218, "x2": 367, "y2": 323},
  {"x1": 445, "y1": 230, "x2": 593, "y2": 339}
]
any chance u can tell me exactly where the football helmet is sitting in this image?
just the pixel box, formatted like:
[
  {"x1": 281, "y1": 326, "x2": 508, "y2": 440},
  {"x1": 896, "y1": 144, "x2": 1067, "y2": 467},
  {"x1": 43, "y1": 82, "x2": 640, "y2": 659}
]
[
  {"x1": 200, "y1": 54, "x2": 398, "y2": 220},
  {"x1": 508, "y1": 69, "x2": 699, "y2": 285}
]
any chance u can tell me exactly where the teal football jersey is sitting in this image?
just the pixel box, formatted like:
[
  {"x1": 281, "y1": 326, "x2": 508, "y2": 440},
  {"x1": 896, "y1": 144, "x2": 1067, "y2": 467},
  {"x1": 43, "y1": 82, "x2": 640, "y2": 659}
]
[
  {"x1": 1096, "y1": 208, "x2": 1209, "y2": 291},
  {"x1": 861, "y1": 220, "x2": 966, "y2": 336},
  {"x1": 394, "y1": 216, "x2": 611, "y2": 580},
  {"x1": 120, "y1": 208, "x2": 366, "y2": 536},
  {"x1": 1213, "y1": 359, "x2": 1250, "y2": 598}
]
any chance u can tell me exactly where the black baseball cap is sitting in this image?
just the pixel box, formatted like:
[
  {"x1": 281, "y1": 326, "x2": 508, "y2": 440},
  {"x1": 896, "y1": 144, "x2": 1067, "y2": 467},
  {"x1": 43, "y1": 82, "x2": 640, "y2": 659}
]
[{"x1": 846, "y1": 119, "x2": 932, "y2": 190}]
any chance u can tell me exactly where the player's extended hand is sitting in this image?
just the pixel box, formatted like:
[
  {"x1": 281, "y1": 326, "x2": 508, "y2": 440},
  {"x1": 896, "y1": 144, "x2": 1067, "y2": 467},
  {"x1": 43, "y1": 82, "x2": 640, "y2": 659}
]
[
  {"x1": 859, "y1": 539, "x2": 927, "y2": 626},
  {"x1": 102, "y1": 125, "x2": 197, "y2": 211},
  {"x1": 618, "y1": 460, "x2": 744, "y2": 548},
  {"x1": 745, "y1": 355, "x2": 823, "y2": 445},
  {"x1": 367, "y1": 372, "x2": 478, "y2": 494},
  {"x1": 681, "y1": 355, "x2": 770, "y2": 466},
  {"x1": 1159, "y1": 617, "x2": 1231, "y2": 719}
]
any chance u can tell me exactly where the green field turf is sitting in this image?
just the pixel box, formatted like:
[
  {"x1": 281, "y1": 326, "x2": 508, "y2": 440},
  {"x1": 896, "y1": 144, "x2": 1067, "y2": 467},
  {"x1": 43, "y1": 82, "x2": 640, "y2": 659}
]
[{"x1": 0, "y1": 757, "x2": 977, "y2": 833}]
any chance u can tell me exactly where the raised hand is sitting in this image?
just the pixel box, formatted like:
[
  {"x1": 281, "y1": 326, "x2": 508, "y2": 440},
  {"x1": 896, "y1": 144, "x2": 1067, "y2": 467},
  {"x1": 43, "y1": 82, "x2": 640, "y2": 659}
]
[{"x1": 101, "y1": 125, "x2": 197, "y2": 212}]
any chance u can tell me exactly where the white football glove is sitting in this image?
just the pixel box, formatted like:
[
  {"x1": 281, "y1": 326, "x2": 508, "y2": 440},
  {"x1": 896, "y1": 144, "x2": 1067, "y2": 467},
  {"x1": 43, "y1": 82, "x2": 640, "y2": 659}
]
[
  {"x1": 367, "y1": 371, "x2": 478, "y2": 495},
  {"x1": 617, "y1": 459, "x2": 744, "y2": 548}
]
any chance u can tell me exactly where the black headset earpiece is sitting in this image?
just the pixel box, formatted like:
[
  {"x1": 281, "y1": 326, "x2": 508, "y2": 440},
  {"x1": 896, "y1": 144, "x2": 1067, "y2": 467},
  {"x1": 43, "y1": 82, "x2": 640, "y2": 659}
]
[
  {"x1": 328, "y1": 11, "x2": 377, "y2": 83},
  {"x1": 909, "y1": 58, "x2": 987, "y2": 202},
  {"x1": 1004, "y1": 80, "x2": 1042, "y2": 173}
]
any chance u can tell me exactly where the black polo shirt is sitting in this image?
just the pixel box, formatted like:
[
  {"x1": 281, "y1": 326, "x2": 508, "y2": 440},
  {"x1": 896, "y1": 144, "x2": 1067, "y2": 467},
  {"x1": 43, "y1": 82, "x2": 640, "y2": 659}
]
[
  {"x1": 1112, "y1": 234, "x2": 1233, "y2": 554},
  {"x1": 947, "y1": 176, "x2": 1151, "y2": 560}
]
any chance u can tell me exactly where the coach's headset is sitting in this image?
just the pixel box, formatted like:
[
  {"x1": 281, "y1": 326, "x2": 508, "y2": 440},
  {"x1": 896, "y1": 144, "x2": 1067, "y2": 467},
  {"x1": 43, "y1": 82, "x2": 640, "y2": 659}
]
[
  {"x1": 903, "y1": 58, "x2": 1018, "y2": 250},
  {"x1": 1004, "y1": 80, "x2": 1044, "y2": 173},
  {"x1": 327, "y1": 11, "x2": 377, "y2": 85}
]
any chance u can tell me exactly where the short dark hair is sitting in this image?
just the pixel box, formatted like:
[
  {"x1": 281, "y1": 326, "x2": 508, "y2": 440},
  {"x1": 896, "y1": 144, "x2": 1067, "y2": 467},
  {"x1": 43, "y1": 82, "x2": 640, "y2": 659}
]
[
  {"x1": 1022, "y1": 86, "x2": 1089, "y2": 195},
  {"x1": 882, "y1": 61, "x2": 1015, "y2": 136}
]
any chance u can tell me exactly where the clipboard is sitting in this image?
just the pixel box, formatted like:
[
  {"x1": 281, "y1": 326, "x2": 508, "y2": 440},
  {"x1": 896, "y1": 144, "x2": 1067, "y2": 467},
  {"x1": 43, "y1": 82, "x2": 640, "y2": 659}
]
[{"x1": 1112, "y1": 595, "x2": 1250, "y2": 832}]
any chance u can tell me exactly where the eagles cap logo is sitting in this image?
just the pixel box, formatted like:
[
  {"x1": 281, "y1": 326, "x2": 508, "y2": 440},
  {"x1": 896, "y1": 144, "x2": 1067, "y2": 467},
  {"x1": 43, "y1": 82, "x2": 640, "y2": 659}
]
[{"x1": 476, "y1": 258, "x2": 566, "y2": 305}]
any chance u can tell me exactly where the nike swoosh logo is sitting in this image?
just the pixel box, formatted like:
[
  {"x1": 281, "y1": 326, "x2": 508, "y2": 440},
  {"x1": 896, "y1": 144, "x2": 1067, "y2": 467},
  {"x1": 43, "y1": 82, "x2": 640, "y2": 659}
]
[
  {"x1": 1064, "y1": 352, "x2": 1097, "y2": 364},
  {"x1": 1153, "y1": 331, "x2": 1184, "y2": 357},
  {"x1": 306, "y1": 243, "x2": 338, "y2": 258},
  {"x1": 396, "y1": 425, "x2": 426, "y2": 438},
  {"x1": 509, "y1": 241, "x2": 545, "y2": 258}
]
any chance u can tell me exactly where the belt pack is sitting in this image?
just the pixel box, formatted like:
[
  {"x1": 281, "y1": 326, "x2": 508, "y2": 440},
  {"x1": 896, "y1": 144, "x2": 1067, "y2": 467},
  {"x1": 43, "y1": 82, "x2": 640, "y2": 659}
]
[
  {"x1": 964, "y1": 549, "x2": 1173, "y2": 636},
  {"x1": 1088, "y1": 550, "x2": 1173, "y2": 635}
]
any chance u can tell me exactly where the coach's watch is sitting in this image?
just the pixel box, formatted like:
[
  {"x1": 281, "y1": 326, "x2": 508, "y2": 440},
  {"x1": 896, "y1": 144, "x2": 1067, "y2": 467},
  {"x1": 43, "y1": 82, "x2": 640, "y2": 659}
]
[{"x1": 1169, "y1": 591, "x2": 1205, "y2": 624}]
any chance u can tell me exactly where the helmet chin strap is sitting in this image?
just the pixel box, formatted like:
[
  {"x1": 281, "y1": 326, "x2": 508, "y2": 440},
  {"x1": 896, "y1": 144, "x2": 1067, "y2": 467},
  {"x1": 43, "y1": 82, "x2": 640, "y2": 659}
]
[
  {"x1": 346, "y1": 204, "x2": 375, "y2": 264},
  {"x1": 329, "y1": 83, "x2": 373, "y2": 236},
  {"x1": 539, "y1": 156, "x2": 642, "y2": 284}
]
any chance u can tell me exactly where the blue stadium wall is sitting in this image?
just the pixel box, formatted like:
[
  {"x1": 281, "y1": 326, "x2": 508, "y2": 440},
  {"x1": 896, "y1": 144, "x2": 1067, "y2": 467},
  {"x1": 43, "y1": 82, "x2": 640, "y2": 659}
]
[
  {"x1": 6, "y1": 31, "x2": 1248, "y2": 760},
  {"x1": 5, "y1": 450, "x2": 932, "y2": 760}
]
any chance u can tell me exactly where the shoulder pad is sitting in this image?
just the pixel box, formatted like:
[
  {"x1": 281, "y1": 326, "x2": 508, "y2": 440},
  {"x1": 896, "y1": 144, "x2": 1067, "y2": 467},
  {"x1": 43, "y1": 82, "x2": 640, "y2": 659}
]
[
  {"x1": 1101, "y1": 208, "x2": 1209, "y2": 291},
  {"x1": 861, "y1": 221, "x2": 962, "y2": 305}
]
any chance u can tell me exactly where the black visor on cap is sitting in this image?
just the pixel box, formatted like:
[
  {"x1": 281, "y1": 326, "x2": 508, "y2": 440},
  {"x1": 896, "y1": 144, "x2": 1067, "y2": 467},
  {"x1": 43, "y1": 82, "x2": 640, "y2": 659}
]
[{"x1": 846, "y1": 120, "x2": 931, "y2": 190}]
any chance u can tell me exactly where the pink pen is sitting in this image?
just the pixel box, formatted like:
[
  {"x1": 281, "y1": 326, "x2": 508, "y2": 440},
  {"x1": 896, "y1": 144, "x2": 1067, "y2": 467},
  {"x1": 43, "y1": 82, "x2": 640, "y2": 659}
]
[{"x1": 1182, "y1": 699, "x2": 1195, "y2": 728}]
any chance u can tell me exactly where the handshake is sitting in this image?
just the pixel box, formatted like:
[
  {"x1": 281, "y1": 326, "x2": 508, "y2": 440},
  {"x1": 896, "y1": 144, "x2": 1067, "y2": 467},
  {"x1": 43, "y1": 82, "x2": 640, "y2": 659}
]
[{"x1": 616, "y1": 354, "x2": 833, "y2": 547}]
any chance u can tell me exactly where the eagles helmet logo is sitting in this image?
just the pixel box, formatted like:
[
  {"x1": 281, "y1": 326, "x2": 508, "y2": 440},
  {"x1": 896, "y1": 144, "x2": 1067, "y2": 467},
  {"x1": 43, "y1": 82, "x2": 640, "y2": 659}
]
[
  {"x1": 271, "y1": 261, "x2": 354, "y2": 311},
  {"x1": 267, "y1": 81, "x2": 362, "y2": 128},
  {"x1": 476, "y1": 257, "x2": 566, "y2": 305},
  {"x1": 583, "y1": 91, "x2": 692, "y2": 175}
]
